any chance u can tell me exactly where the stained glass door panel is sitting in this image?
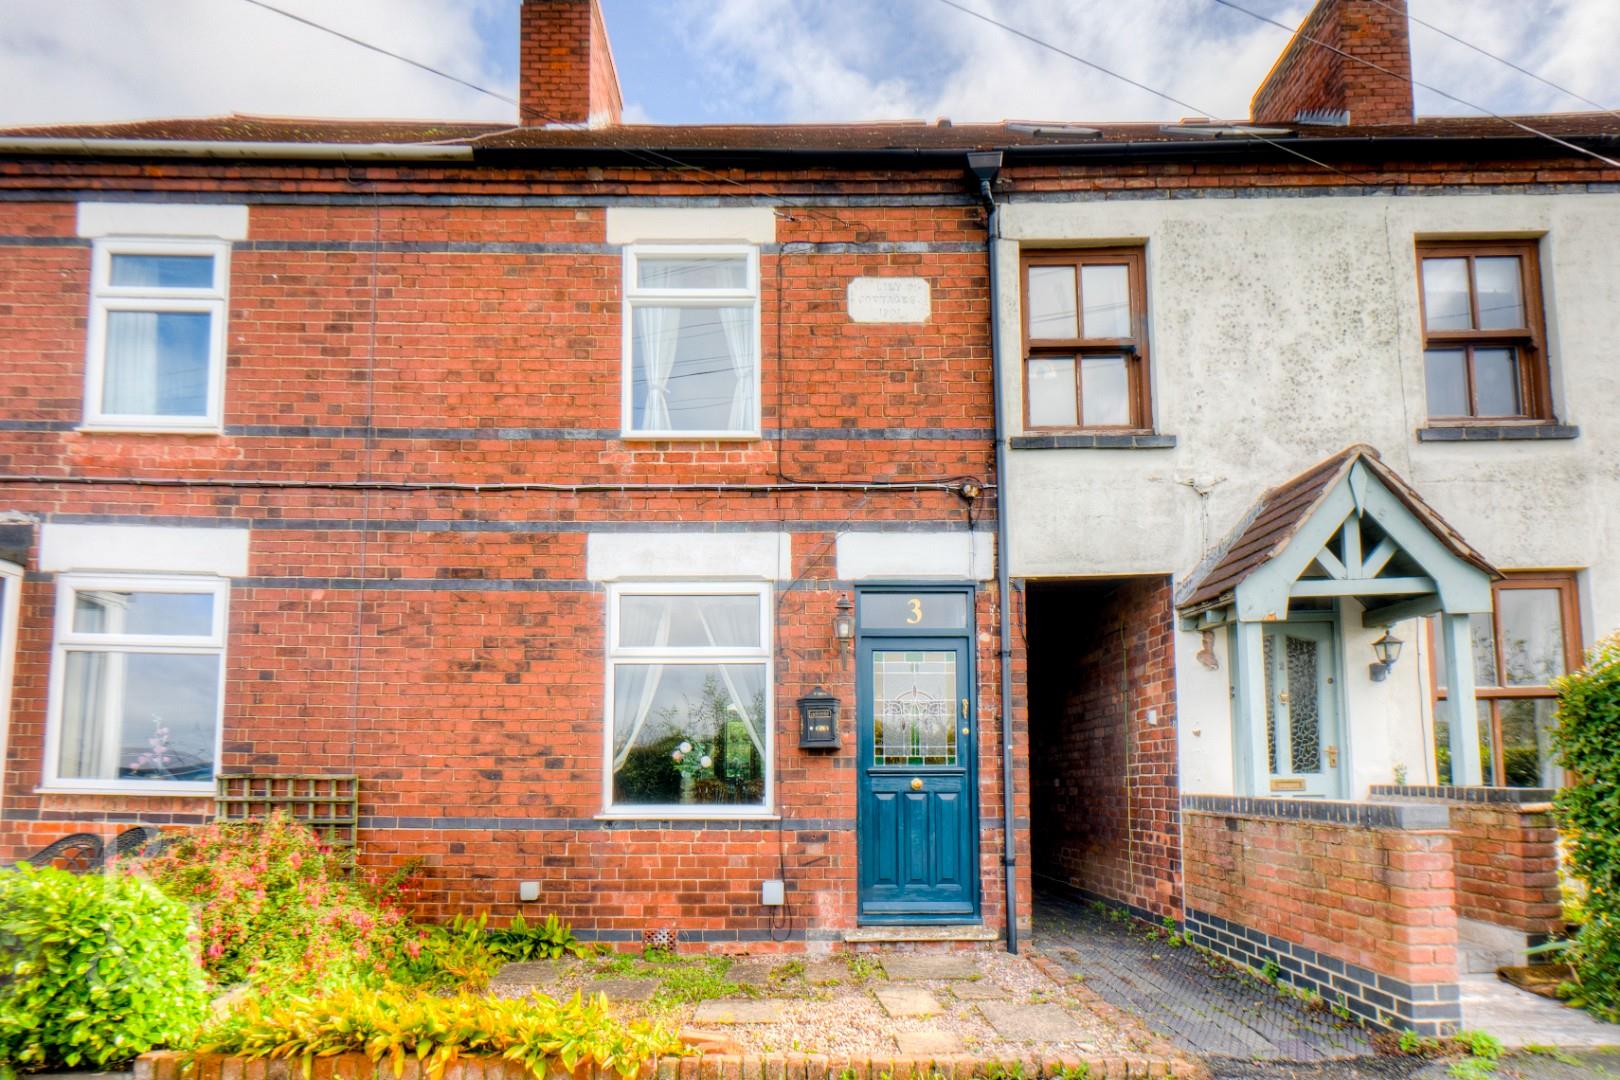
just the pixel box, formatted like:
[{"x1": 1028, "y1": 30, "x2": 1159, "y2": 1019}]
[
  {"x1": 872, "y1": 651, "x2": 957, "y2": 766},
  {"x1": 1262, "y1": 622, "x2": 1342, "y2": 798}
]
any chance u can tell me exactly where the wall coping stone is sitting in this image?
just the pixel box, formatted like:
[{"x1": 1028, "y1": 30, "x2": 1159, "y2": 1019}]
[
  {"x1": 1368, "y1": 785, "x2": 1558, "y2": 805},
  {"x1": 1182, "y1": 794, "x2": 1450, "y2": 830}
]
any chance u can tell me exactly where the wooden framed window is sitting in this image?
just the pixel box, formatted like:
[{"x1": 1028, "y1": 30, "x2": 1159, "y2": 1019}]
[
  {"x1": 1416, "y1": 240, "x2": 1550, "y2": 422},
  {"x1": 1021, "y1": 249, "x2": 1150, "y2": 430},
  {"x1": 1429, "y1": 572, "x2": 1581, "y2": 787}
]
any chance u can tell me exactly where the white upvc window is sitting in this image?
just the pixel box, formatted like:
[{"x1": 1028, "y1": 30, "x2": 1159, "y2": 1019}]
[
  {"x1": 0, "y1": 561, "x2": 21, "y2": 801},
  {"x1": 83, "y1": 238, "x2": 230, "y2": 431},
  {"x1": 603, "y1": 581, "x2": 773, "y2": 816},
  {"x1": 621, "y1": 244, "x2": 760, "y2": 439},
  {"x1": 43, "y1": 574, "x2": 228, "y2": 794}
]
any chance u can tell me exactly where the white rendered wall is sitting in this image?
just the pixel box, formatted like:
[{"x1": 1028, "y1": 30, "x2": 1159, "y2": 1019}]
[{"x1": 996, "y1": 191, "x2": 1620, "y2": 797}]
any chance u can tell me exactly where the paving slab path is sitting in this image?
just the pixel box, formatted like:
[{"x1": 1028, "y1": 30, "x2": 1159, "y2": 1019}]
[
  {"x1": 880, "y1": 954, "x2": 981, "y2": 981},
  {"x1": 979, "y1": 1002, "x2": 1091, "y2": 1041},
  {"x1": 874, "y1": 986, "x2": 943, "y2": 1018},
  {"x1": 592, "y1": 977, "x2": 658, "y2": 1002},
  {"x1": 1034, "y1": 889, "x2": 1377, "y2": 1063},
  {"x1": 691, "y1": 999, "x2": 789, "y2": 1024}
]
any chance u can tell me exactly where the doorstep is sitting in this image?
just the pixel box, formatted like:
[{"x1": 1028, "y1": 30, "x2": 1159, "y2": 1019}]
[{"x1": 843, "y1": 925, "x2": 1002, "y2": 944}]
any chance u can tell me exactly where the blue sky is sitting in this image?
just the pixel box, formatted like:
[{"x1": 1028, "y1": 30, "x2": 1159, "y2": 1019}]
[{"x1": 1, "y1": 1, "x2": 1615, "y2": 130}]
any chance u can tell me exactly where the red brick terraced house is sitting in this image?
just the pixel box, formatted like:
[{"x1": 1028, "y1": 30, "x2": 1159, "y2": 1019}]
[{"x1": 1, "y1": 0, "x2": 1618, "y2": 1034}]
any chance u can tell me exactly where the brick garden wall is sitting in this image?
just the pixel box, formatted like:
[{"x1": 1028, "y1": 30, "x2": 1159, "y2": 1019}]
[
  {"x1": 1453, "y1": 802, "x2": 1564, "y2": 935},
  {"x1": 1182, "y1": 798, "x2": 1460, "y2": 1033},
  {"x1": 1027, "y1": 578, "x2": 1180, "y2": 921},
  {"x1": 1369, "y1": 786, "x2": 1564, "y2": 936}
]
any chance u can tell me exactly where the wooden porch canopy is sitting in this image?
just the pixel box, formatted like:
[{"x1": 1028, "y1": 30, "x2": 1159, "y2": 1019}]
[{"x1": 1177, "y1": 445, "x2": 1502, "y2": 786}]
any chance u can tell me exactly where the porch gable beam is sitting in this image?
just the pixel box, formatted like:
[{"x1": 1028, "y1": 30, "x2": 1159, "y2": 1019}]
[
  {"x1": 1296, "y1": 573, "x2": 1438, "y2": 599},
  {"x1": 1289, "y1": 576, "x2": 1436, "y2": 598},
  {"x1": 1313, "y1": 545, "x2": 1348, "y2": 580},
  {"x1": 1361, "y1": 536, "x2": 1399, "y2": 578},
  {"x1": 1361, "y1": 593, "x2": 1443, "y2": 627}
]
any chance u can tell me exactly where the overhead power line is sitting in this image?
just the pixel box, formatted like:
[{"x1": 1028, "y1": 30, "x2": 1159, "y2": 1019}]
[
  {"x1": 1210, "y1": 0, "x2": 1620, "y2": 170},
  {"x1": 238, "y1": 0, "x2": 522, "y2": 114},
  {"x1": 234, "y1": 0, "x2": 863, "y2": 226},
  {"x1": 1361, "y1": 0, "x2": 1619, "y2": 120},
  {"x1": 929, "y1": 0, "x2": 1375, "y2": 186}
]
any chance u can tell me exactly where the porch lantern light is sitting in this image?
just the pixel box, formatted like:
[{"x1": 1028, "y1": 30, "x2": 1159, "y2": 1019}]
[
  {"x1": 798, "y1": 686, "x2": 841, "y2": 750},
  {"x1": 833, "y1": 595, "x2": 855, "y2": 648},
  {"x1": 1369, "y1": 628, "x2": 1404, "y2": 682}
]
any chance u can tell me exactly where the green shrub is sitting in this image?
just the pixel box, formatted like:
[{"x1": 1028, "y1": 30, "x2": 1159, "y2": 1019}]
[
  {"x1": 139, "y1": 813, "x2": 413, "y2": 992},
  {"x1": 389, "y1": 914, "x2": 502, "y2": 993},
  {"x1": 488, "y1": 913, "x2": 596, "y2": 962},
  {"x1": 198, "y1": 984, "x2": 684, "y2": 1079},
  {"x1": 0, "y1": 864, "x2": 209, "y2": 1072},
  {"x1": 1552, "y1": 631, "x2": 1620, "y2": 1022}
]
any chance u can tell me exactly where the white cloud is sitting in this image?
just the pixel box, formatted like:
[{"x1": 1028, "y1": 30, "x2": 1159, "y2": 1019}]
[
  {"x1": 668, "y1": 0, "x2": 1620, "y2": 124},
  {"x1": 0, "y1": 0, "x2": 515, "y2": 127},
  {"x1": 1407, "y1": 0, "x2": 1620, "y2": 117},
  {"x1": 0, "y1": 0, "x2": 1614, "y2": 131}
]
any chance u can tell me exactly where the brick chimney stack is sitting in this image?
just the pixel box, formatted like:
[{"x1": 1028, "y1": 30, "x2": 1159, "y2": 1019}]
[
  {"x1": 518, "y1": 0, "x2": 622, "y2": 127},
  {"x1": 1250, "y1": 0, "x2": 1413, "y2": 126}
]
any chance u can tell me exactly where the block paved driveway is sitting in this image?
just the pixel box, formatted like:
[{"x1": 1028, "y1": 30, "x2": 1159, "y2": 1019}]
[{"x1": 1032, "y1": 889, "x2": 1382, "y2": 1064}]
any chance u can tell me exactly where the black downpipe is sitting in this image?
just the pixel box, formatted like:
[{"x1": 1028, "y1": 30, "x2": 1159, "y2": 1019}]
[{"x1": 968, "y1": 152, "x2": 1018, "y2": 954}]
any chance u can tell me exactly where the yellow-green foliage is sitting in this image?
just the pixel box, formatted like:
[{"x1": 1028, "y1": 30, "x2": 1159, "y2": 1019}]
[
  {"x1": 1553, "y1": 631, "x2": 1620, "y2": 1022},
  {"x1": 198, "y1": 985, "x2": 685, "y2": 1079},
  {"x1": 0, "y1": 864, "x2": 209, "y2": 1073}
]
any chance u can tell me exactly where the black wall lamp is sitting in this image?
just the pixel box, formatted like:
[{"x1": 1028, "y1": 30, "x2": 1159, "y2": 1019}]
[{"x1": 833, "y1": 594, "x2": 854, "y2": 650}]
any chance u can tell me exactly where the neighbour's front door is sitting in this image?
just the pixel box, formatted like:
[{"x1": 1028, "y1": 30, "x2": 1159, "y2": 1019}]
[
  {"x1": 1262, "y1": 621, "x2": 1343, "y2": 798},
  {"x1": 856, "y1": 589, "x2": 978, "y2": 922}
]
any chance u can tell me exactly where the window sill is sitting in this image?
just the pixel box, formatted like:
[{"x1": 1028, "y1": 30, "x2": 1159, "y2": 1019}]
[
  {"x1": 35, "y1": 784, "x2": 213, "y2": 798},
  {"x1": 619, "y1": 431, "x2": 762, "y2": 443},
  {"x1": 595, "y1": 811, "x2": 778, "y2": 823},
  {"x1": 77, "y1": 423, "x2": 223, "y2": 436},
  {"x1": 1010, "y1": 432, "x2": 1177, "y2": 450},
  {"x1": 1417, "y1": 423, "x2": 1579, "y2": 442}
]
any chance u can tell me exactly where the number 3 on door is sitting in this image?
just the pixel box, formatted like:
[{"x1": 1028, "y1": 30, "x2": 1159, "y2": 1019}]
[{"x1": 907, "y1": 598, "x2": 922, "y2": 624}]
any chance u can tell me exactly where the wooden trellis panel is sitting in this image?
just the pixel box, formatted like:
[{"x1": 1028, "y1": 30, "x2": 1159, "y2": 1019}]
[{"x1": 215, "y1": 774, "x2": 359, "y2": 847}]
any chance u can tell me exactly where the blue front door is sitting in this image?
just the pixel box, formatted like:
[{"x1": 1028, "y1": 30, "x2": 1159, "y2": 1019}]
[{"x1": 857, "y1": 604, "x2": 978, "y2": 922}]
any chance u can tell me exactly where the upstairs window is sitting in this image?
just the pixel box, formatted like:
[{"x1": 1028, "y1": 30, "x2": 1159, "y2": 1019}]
[
  {"x1": 84, "y1": 239, "x2": 229, "y2": 430},
  {"x1": 46, "y1": 574, "x2": 228, "y2": 793},
  {"x1": 1417, "y1": 240, "x2": 1550, "y2": 422},
  {"x1": 622, "y1": 246, "x2": 760, "y2": 438},
  {"x1": 1021, "y1": 249, "x2": 1151, "y2": 430}
]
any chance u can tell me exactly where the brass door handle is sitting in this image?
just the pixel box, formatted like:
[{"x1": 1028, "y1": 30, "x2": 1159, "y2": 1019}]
[
  {"x1": 1326, "y1": 746, "x2": 1339, "y2": 768},
  {"x1": 910, "y1": 778, "x2": 923, "y2": 791}
]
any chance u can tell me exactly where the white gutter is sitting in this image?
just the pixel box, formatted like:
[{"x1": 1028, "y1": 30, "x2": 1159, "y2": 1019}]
[{"x1": 0, "y1": 138, "x2": 474, "y2": 161}]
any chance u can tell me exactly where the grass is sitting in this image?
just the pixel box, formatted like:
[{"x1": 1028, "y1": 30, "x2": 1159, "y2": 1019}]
[
  {"x1": 590, "y1": 949, "x2": 741, "y2": 1008},
  {"x1": 844, "y1": 953, "x2": 884, "y2": 981}
]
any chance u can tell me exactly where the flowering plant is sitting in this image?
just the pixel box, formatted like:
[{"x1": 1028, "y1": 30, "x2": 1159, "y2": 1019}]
[{"x1": 138, "y1": 813, "x2": 415, "y2": 992}]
